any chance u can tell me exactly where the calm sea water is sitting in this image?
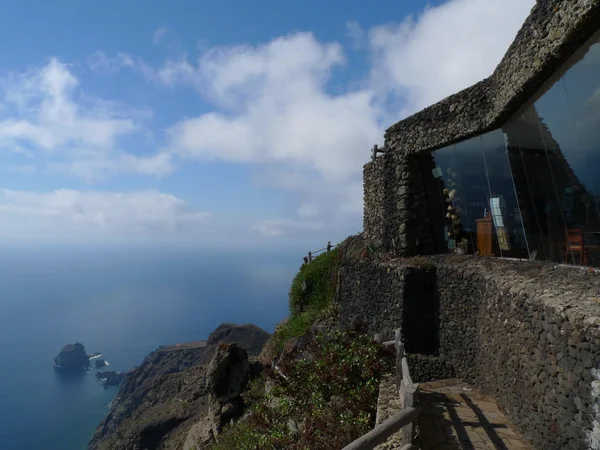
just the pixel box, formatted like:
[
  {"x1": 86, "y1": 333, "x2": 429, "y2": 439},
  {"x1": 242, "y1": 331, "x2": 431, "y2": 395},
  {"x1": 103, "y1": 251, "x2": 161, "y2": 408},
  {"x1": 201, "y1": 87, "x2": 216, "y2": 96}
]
[{"x1": 0, "y1": 245, "x2": 298, "y2": 450}]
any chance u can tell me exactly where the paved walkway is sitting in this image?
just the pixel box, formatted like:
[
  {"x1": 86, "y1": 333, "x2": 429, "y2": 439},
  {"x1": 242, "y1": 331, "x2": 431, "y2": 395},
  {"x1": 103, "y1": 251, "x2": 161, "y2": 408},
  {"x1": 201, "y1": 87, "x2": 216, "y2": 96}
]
[
  {"x1": 373, "y1": 376, "x2": 531, "y2": 450},
  {"x1": 418, "y1": 379, "x2": 531, "y2": 450}
]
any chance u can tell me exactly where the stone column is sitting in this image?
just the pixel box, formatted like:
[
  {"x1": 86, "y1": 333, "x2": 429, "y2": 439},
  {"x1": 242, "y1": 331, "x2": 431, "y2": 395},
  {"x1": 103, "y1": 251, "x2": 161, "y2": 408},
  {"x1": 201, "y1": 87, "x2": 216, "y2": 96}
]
[{"x1": 363, "y1": 148, "x2": 438, "y2": 256}]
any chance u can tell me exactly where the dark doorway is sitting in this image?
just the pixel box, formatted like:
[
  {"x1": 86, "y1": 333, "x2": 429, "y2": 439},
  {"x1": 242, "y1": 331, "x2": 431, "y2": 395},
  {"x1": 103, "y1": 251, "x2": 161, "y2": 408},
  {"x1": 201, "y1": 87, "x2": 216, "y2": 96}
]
[{"x1": 402, "y1": 265, "x2": 439, "y2": 355}]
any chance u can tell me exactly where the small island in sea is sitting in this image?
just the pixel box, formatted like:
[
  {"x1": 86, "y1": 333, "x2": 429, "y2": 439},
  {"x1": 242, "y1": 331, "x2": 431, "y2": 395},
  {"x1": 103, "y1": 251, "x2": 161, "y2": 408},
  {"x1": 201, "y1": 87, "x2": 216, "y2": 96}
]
[
  {"x1": 54, "y1": 343, "x2": 127, "y2": 389},
  {"x1": 53, "y1": 343, "x2": 91, "y2": 371}
]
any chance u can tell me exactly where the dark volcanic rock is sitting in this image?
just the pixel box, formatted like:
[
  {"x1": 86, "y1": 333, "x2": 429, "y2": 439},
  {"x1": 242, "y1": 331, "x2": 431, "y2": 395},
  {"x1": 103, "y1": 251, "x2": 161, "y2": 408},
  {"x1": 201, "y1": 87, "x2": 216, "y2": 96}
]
[
  {"x1": 54, "y1": 343, "x2": 90, "y2": 371},
  {"x1": 182, "y1": 343, "x2": 254, "y2": 450},
  {"x1": 95, "y1": 359, "x2": 108, "y2": 368},
  {"x1": 206, "y1": 323, "x2": 270, "y2": 356},
  {"x1": 96, "y1": 370, "x2": 126, "y2": 386},
  {"x1": 88, "y1": 323, "x2": 270, "y2": 450},
  {"x1": 206, "y1": 343, "x2": 250, "y2": 403}
]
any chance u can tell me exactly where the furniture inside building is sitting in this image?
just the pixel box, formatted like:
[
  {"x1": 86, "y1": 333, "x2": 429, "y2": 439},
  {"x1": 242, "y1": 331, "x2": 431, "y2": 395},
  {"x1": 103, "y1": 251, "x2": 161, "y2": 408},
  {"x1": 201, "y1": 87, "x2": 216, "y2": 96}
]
[
  {"x1": 476, "y1": 211, "x2": 493, "y2": 257},
  {"x1": 565, "y1": 228, "x2": 589, "y2": 266}
]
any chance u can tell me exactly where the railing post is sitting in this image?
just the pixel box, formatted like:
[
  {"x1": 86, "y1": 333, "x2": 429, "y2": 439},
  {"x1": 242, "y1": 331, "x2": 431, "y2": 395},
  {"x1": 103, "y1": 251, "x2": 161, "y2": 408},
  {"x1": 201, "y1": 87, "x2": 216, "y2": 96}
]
[
  {"x1": 327, "y1": 241, "x2": 332, "y2": 252},
  {"x1": 308, "y1": 251, "x2": 312, "y2": 263},
  {"x1": 401, "y1": 383, "x2": 418, "y2": 446},
  {"x1": 395, "y1": 328, "x2": 404, "y2": 395}
]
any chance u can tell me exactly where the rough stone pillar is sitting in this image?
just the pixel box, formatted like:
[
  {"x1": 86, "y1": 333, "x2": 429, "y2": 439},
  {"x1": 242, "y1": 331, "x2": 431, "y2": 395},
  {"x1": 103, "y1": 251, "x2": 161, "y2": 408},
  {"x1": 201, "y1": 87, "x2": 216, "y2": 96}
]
[
  {"x1": 363, "y1": 151, "x2": 398, "y2": 250},
  {"x1": 363, "y1": 148, "x2": 438, "y2": 256}
]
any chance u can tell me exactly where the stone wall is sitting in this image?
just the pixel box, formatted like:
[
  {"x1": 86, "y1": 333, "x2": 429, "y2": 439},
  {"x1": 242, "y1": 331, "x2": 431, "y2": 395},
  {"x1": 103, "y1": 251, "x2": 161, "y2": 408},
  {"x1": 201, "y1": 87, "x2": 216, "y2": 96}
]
[
  {"x1": 338, "y1": 253, "x2": 600, "y2": 449},
  {"x1": 433, "y1": 256, "x2": 600, "y2": 450},
  {"x1": 363, "y1": 151, "x2": 441, "y2": 255},
  {"x1": 337, "y1": 257, "x2": 404, "y2": 340}
]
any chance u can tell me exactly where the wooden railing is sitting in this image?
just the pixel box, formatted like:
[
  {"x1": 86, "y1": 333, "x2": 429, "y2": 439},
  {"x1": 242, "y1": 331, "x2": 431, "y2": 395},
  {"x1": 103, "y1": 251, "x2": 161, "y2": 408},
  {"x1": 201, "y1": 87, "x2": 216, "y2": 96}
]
[
  {"x1": 303, "y1": 241, "x2": 333, "y2": 264},
  {"x1": 342, "y1": 328, "x2": 421, "y2": 450}
]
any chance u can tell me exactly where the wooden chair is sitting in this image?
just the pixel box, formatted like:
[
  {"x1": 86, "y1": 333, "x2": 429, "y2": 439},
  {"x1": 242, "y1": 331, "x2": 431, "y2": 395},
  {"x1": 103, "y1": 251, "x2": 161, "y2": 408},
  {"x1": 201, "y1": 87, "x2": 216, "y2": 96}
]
[{"x1": 564, "y1": 229, "x2": 589, "y2": 265}]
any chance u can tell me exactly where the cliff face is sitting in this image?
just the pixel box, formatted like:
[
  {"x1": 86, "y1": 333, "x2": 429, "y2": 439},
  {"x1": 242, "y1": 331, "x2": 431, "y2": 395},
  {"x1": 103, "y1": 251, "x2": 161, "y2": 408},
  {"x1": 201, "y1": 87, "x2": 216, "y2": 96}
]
[{"x1": 88, "y1": 324, "x2": 270, "y2": 450}]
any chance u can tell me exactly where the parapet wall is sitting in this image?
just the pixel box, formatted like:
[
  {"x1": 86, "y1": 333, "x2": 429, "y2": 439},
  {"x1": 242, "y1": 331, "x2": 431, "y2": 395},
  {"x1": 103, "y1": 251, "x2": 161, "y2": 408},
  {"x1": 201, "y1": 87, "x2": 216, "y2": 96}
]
[{"x1": 337, "y1": 254, "x2": 600, "y2": 450}]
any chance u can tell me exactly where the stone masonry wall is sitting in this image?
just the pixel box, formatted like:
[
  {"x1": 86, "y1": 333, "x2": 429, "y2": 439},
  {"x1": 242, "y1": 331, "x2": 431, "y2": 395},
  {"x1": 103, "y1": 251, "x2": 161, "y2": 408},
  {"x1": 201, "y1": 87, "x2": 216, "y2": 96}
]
[
  {"x1": 338, "y1": 252, "x2": 600, "y2": 449},
  {"x1": 337, "y1": 257, "x2": 404, "y2": 341},
  {"x1": 363, "y1": 151, "x2": 439, "y2": 255}
]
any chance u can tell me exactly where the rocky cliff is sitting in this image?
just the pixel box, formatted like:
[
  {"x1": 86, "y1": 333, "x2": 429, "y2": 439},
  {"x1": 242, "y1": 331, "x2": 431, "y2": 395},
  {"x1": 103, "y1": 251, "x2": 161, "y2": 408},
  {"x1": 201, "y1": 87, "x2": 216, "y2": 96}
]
[
  {"x1": 53, "y1": 343, "x2": 91, "y2": 371},
  {"x1": 87, "y1": 323, "x2": 269, "y2": 450}
]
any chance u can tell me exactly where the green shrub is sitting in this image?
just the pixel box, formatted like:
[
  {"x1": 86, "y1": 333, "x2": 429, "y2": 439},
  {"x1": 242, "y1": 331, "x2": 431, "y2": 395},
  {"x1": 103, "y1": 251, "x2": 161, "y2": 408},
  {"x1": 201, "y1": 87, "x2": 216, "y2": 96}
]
[
  {"x1": 264, "y1": 246, "x2": 343, "y2": 355},
  {"x1": 289, "y1": 247, "x2": 341, "y2": 315},
  {"x1": 210, "y1": 330, "x2": 394, "y2": 450},
  {"x1": 269, "y1": 307, "x2": 320, "y2": 354}
]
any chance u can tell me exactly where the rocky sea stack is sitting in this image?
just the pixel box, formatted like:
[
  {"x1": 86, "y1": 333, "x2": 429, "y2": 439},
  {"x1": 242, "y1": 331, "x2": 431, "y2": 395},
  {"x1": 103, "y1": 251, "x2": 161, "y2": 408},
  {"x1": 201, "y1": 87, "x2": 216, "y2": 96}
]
[{"x1": 53, "y1": 343, "x2": 91, "y2": 371}]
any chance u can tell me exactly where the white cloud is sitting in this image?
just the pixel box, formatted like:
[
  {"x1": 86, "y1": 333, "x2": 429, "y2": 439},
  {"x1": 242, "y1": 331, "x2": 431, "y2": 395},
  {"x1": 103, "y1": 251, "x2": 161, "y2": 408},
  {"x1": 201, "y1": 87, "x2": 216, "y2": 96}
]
[
  {"x1": 0, "y1": 162, "x2": 36, "y2": 175},
  {"x1": 111, "y1": 0, "x2": 530, "y2": 238},
  {"x1": 165, "y1": 32, "x2": 382, "y2": 182},
  {"x1": 89, "y1": 51, "x2": 197, "y2": 87},
  {"x1": 0, "y1": 58, "x2": 170, "y2": 180},
  {"x1": 62, "y1": 0, "x2": 537, "y2": 241},
  {"x1": 369, "y1": 0, "x2": 535, "y2": 115},
  {"x1": 153, "y1": 26, "x2": 168, "y2": 44},
  {"x1": 0, "y1": 189, "x2": 209, "y2": 237},
  {"x1": 49, "y1": 152, "x2": 173, "y2": 182},
  {"x1": 251, "y1": 167, "x2": 363, "y2": 238},
  {"x1": 0, "y1": 59, "x2": 135, "y2": 149},
  {"x1": 253, "y1": 219, "x2": 326, "y2": 238}
]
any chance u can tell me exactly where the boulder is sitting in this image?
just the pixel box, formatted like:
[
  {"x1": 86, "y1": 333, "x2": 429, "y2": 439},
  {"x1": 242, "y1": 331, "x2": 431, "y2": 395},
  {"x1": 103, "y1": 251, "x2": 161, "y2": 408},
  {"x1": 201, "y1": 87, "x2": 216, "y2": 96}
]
[
  {"x1": 206, "y1": 343, "x2": 250, "y2": 403},
  {"x1": 184, "y1": 344, "x2": 258, "y2": 449},
  {"x1": 53, "y1": 343, "x2": 90, "y2": 371},
  {"x1": 182, "y1": 417, "x2": 216, "y2": 450},
  {"x1": 207, "y1": 323, "x2": 271, "y2": 356}
]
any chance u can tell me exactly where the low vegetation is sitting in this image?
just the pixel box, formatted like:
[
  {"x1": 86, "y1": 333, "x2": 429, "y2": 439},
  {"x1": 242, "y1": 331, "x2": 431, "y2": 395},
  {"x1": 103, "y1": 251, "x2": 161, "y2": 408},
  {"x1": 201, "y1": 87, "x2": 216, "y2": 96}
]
[
  {"x1": 210, "y1": 329, "x2": 394, "y2": 450},
  {"x1": 269, "y1": 244, "x2": 342, "y2": 354}
]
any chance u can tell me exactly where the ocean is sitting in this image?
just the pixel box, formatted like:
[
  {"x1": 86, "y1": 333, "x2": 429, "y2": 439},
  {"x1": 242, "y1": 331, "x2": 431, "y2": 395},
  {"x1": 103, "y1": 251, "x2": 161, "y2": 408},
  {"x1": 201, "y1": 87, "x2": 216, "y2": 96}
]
[{"x1": 0, "y1": 245, "x2": 298, "y2": 450}]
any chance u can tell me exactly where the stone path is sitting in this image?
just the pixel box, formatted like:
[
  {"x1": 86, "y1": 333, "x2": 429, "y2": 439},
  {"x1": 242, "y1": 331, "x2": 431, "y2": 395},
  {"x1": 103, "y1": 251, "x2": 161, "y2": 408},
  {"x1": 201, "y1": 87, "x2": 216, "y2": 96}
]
[
  {"x1": 418, "y1": 379, "x2": 531, "y2": 450},
  {"x1": 373, "y1": 376, "x2": 531, "y2": 450}
]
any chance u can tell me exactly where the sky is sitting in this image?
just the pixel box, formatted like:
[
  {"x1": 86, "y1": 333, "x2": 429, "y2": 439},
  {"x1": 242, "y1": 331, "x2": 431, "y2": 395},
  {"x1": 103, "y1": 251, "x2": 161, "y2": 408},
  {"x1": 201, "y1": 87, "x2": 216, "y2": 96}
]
[{"x1": 0, "y1": 0, "x2": 536, "y2": 248}]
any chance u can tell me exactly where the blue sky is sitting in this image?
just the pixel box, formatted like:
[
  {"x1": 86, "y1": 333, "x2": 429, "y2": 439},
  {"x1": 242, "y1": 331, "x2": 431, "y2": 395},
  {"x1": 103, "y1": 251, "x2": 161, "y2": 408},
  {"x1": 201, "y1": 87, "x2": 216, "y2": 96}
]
[{"x1": 0, "y1": 0, "x2": 534, "y2": 248}]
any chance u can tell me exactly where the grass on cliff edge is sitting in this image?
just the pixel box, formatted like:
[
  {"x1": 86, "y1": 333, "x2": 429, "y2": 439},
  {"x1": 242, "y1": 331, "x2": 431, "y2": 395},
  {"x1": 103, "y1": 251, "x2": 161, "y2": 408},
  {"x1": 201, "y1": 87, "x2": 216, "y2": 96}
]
[
  {"x1": 270, "y1": 245, "x2": 342, "y2": 354},
  {"x1": 209, "y1": 329, "x2": 394, "y2": 450}
]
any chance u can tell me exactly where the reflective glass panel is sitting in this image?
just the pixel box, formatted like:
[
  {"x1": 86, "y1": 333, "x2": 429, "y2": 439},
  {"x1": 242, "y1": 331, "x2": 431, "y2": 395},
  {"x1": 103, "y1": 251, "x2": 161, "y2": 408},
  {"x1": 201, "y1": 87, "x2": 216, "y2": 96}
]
[
  {"x1": 429, "y1": 129, "x2": 528, "y2": 257},
  {"x1": 504, "y1": 34, "x2": 600, "y2": 266}
]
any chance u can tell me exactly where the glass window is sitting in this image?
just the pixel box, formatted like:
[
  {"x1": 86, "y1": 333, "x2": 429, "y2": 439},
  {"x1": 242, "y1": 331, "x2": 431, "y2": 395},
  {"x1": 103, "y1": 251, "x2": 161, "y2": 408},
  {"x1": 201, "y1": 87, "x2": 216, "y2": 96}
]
[
  {"x1": 504, "y1": 35, "x2": 600, "y2": 267},
  {"x1": 428, "y1": 129, "x2": 529, "y2": 258},
  {"x1": 480, "y1": 130, "x2": 529, "y2": 259}
]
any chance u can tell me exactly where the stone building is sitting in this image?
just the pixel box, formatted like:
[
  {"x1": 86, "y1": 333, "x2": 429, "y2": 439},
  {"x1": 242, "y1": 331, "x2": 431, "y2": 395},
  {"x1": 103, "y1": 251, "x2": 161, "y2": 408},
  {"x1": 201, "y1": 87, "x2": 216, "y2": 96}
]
[
  {"x1": 350, "y1": 2, "x2": 600, "y2": 448},
  {"x1": 364, "y1": 0, "x2": 600, "y2": 267}
]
